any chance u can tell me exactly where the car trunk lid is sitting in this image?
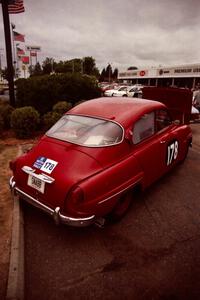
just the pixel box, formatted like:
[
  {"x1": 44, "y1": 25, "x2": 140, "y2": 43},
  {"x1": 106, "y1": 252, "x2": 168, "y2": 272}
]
[{"x1": 142, "y1": 87, "x2": 192, "y2": 124}]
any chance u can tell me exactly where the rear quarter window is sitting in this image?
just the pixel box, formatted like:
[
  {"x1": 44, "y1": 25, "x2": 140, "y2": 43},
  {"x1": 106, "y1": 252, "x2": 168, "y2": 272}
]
[{"x1": 133, "y1": 111, "x2": 155, "y2": 144}]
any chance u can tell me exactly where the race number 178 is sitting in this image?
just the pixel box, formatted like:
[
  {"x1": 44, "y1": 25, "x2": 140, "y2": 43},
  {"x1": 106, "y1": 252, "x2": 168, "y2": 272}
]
[
  {"x1": 167, "y1": 140, "x2": 178, "y2": 166},
  {"x1": 40, "y1": 159, "x2": 58, "y2": 174}
]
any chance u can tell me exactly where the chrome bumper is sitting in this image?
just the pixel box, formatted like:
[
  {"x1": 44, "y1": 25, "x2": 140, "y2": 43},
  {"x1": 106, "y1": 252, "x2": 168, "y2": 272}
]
[{"x1": 9, "y1": 176, "x2": 96, "y2": 227}]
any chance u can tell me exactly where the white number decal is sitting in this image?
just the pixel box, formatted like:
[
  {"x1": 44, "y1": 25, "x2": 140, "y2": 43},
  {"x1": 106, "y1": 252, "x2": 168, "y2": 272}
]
[
  {"x1": 40, "y1": 159, "x2": 58, "y2": 174},
  {"x1": 167, "y1": 140, "x2": 178, "y2": 166}
]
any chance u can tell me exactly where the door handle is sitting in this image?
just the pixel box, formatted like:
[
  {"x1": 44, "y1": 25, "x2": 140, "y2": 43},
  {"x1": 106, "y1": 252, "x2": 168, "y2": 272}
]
[{"x1": 160, "y1": 140, "x2": 166, "y2": 144}]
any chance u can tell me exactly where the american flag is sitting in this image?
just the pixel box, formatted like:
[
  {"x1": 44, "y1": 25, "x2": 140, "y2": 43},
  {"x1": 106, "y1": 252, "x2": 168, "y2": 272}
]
[
  {"x1": 8, "y1": 0, "x2": 25, "y2": 14},
  {"x1": 13, "y1": 30, "x2": 25, "y2": 42}
]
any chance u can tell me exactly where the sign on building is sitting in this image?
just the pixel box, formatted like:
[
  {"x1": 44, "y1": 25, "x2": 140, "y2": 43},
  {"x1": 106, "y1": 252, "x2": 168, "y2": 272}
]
[{"x1": 26, "y1": 46, "x2": 41, "y2": 51}]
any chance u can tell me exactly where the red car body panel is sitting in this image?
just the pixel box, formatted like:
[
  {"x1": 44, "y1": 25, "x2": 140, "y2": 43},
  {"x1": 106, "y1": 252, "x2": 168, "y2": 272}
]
[
  {"x1": 10, "y1": 89, "x2": 192, "y2": 226},
  {"x1": 13, "y1": 138, "x2": 103, "y2": 213},
  {"x1": 70, "y1": 98, "x2": 165, "y2": 128},
  {"x1": 142, "y1": 87, "x2": 192, "y2": 124}
]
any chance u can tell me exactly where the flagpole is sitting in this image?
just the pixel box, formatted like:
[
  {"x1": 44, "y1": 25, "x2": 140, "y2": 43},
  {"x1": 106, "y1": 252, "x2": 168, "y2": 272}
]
[
  {"x1": 1, "y1": 0, "x2": 15, "y2": 107},
  {"x1": 11, "y1": 23, "x2": 16, "y2": 78}
]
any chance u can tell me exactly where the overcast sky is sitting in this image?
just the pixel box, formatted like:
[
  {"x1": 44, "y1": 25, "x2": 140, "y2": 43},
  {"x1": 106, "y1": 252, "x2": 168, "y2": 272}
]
[{"x1": 0, "y1": 0, "x2": 200, "y2": 71}]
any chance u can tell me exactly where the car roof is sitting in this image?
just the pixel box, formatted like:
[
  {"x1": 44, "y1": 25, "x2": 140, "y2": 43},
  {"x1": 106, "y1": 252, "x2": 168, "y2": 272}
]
[{"x1": 69, "y1": 97, "x2": 166, "y2": 128}]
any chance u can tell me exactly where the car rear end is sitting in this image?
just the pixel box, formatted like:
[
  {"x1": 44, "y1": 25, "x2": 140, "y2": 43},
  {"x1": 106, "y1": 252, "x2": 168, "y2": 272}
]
[{"x1": 9, "y1": 137, "x2": 102, "y2": 226}]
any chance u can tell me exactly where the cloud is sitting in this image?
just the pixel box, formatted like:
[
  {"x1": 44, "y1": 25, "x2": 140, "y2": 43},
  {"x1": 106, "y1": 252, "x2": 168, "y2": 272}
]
[{"x1": 0, "y1": 0, "x2": 199, "y2": 71}]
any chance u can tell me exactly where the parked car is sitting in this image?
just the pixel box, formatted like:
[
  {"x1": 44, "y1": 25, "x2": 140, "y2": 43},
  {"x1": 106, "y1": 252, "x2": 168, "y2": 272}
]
[
  {"x1": 112, "y1": 86, "x2": 134, "y2": 97},
  {"x1": 112, "y1": 85, "x2": 144, "y2": 98},
  {"x1": 104, "y1": 85, "x2": 128, "y2": 97},
  {"x1": 127, "y1": 85, "x2": 144, "y2": 98},
  {"x1": 100, "y1": 83, "x2": 118, "y2": 93},
  {"x1": 9, "y1": 88, "x2": 192, "y2": 227}
]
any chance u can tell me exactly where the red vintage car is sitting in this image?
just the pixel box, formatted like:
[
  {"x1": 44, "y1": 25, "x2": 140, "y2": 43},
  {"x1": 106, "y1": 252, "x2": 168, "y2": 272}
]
[{"x1": 9, "y1": 88, "x2": 192, "y2": 227}]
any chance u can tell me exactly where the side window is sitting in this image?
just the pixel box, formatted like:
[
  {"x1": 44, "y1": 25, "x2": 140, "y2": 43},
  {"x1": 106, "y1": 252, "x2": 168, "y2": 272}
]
[
  {"x1": 133, "y1": 111, "x2": 155, "y2": 144},
  {"x1": 156, "y1": 109, "x2": 171, "y2": 132}
]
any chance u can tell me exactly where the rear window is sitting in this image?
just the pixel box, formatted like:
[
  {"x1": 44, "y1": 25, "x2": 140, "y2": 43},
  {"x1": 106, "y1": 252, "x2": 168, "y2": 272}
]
[{"x1": 46, "y1": 115, "x2": 124, "y2": 147}]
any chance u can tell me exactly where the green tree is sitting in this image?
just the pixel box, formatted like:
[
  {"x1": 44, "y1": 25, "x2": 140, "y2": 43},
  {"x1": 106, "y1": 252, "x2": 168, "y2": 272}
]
[
  {"x1": 54, "y1": 59, "x2": 82, "y2": 74},
  {"x1": 99, "y1": 68, "x2": 106, "y2": 82},
  {"x1": 34, "y1": 62, "x2": 42, "y2": 76},
  {"x1": 28, "y1": 65, "x2": 34, "y2": 76},
  {"x1": 42, "y1": 57, "x2": 54, "y2": 74},
  {"x1": 39, "y1": 56, "x2": 100, "y2": 78},
  {"x1": 55, "y1": 61, "x2": 65, "y2": 73},
  {"x1": 112, "y1": 68, "x2": 118, "y2": 80},
  {"x1": 105, "y1": 64, "x2": 113, "y2": 82},
  {"x1": 83, "y1": 56, "x2": 100, "y2": 77},
  {"x1": 29, "y1": 63, "x2": 42, "y2": 77}
]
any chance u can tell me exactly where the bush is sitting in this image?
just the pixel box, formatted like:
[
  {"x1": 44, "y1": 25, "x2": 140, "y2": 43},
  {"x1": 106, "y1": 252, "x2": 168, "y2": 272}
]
[
  {"x1": 15, "y1": 73, "x2": 101, "y2": 114},
  {"x1": 43, "y1": 111, "x2": 61, "y2": 130},
  {"x1": 53, "y1": 101, "x2": 72, "y2": 114},
  {"x1": 0, "y1": 103, "x2": 14, "y2": 129},
  {"x1": 11, "y1": 106, "x2": 40, "y2": 138}
]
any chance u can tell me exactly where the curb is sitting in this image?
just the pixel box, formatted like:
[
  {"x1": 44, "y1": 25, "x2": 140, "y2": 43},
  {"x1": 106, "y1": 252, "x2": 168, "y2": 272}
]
[{"x1": 6, "y1": 147, "x2": 24, "y2": 300}]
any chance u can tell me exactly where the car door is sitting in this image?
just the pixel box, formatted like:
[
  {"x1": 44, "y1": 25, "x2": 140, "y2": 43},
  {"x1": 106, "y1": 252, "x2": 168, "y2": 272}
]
[
  {"x1": 155, "y1": 109, "x2": 181, "y2": 172},
  {"x1": 131, "y1": 109, "x2": 176, "y2": 188}
]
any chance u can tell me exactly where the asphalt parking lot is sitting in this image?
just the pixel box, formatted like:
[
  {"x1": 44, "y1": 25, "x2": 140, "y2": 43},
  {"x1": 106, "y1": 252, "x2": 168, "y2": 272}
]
[{"x1": 23, "y1": 123, "x2": 200, "y2": 300}]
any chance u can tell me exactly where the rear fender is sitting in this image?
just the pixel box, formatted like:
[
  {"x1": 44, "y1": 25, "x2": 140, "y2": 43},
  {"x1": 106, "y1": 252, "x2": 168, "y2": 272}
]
[{"x1": 68, "y1": 155, "x2": 144, "y2": 217}]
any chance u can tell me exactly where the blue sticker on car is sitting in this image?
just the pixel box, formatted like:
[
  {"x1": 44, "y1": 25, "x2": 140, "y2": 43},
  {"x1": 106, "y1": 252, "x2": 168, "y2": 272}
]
[{"x1": 33, "y1": 156, "x2": 47, "y2": 169}]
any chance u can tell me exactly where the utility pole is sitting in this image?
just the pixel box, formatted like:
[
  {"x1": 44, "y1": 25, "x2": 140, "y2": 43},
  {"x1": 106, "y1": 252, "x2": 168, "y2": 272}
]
[{"x1": 1, "y1": 0, "x2": 15, "y2": 106}]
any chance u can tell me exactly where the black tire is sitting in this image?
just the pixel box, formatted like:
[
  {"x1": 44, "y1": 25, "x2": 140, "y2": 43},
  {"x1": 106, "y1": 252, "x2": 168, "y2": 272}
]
[
  {"x1": 107, "y1": 190, "x2": 133, "y2": 222},
  {"x1": 181, "y1": 142, "x2": 190, "y2": 162}
]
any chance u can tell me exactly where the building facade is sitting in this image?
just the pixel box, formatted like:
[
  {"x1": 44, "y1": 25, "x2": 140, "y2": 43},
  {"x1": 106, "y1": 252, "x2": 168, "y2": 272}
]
[{"x1": 118, "y1": 64, "x2": 200, "y2": 89}]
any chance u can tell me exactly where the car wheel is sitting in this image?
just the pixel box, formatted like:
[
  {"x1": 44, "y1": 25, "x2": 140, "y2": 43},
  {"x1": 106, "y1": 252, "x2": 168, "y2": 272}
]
[
  {"x1": 182, "y1": 141, "x2": 191, "y2": 162},
  {"x1": 107, "y1": 190, "x2": 133, "y2": 222},
  {"x1": 123, "y1": 94, "x2": 127, "y2": 97}
]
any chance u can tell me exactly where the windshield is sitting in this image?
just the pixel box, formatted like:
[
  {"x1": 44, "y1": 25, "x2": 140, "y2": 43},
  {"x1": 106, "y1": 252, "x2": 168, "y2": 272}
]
[
  {"x1": 46, "y1": 115, "x2": 124, "y2": 147},
  {"x1": 118, "y1": 86, "x2": 127, "y2": 91}
]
